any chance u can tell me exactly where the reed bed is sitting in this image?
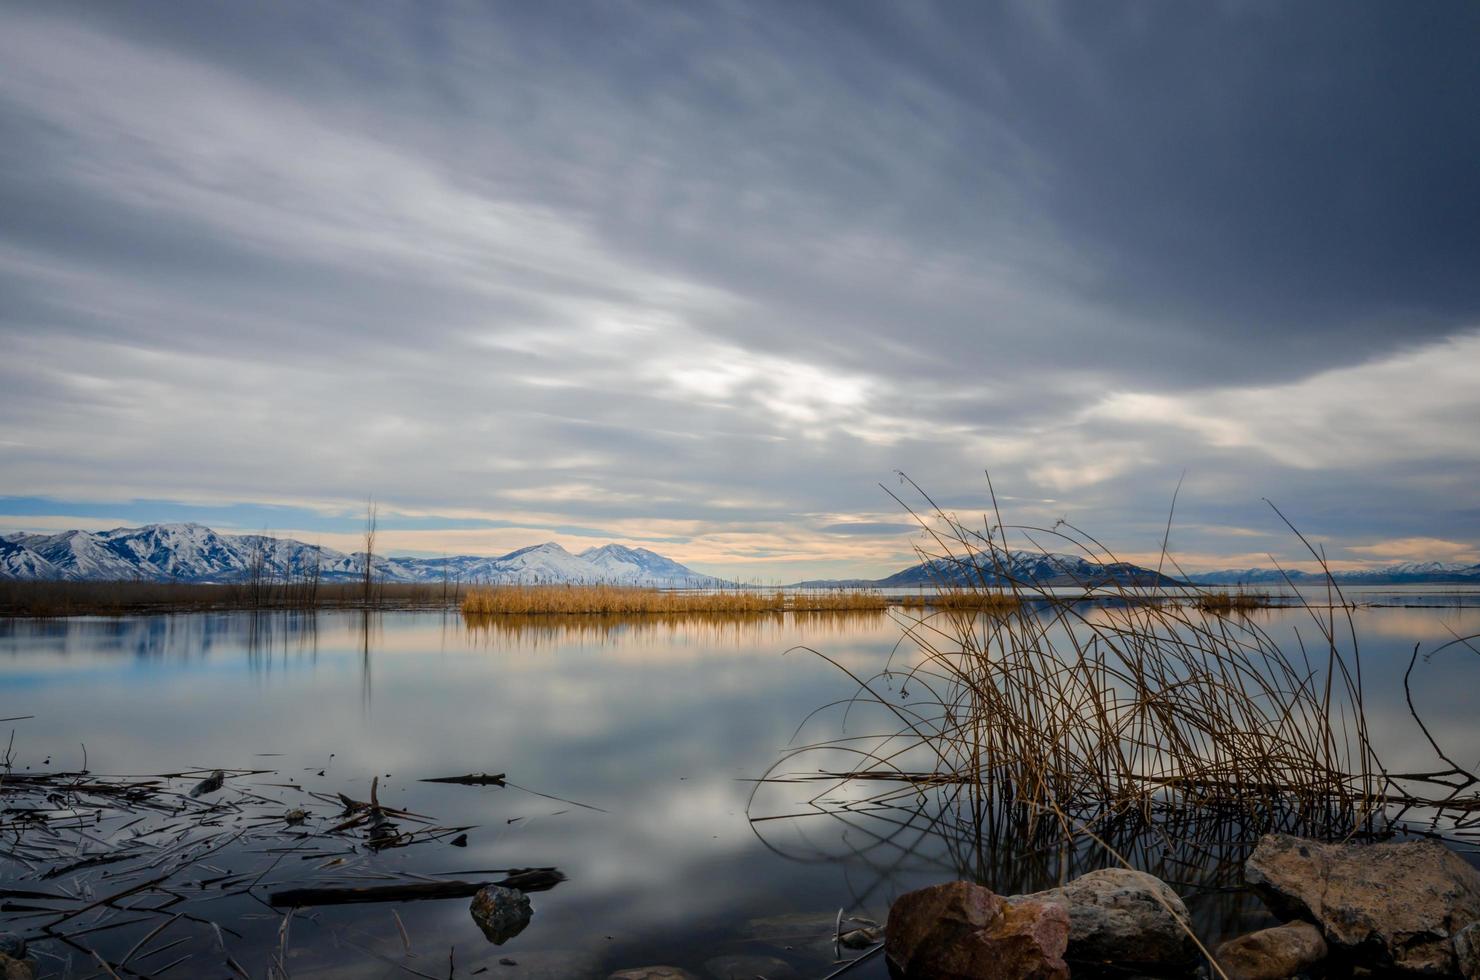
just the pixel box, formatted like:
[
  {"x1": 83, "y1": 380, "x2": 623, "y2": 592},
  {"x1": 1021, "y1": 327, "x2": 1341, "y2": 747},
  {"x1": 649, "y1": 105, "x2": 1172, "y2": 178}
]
[
  {"x1": 0, "y1": 580, "x2": 461, "y2": 617},
  {"x1": 755, "y1": 475, "x2": 1480, "y2": 857},
  {"x1": 462, "y1": 608, "x2": 889, "y2": 651},
  {"x1": 1193, "y1": 590, "x2": 1272, "y2": 614},
  {"x1": 460, "y1": 584, "x2": 894, "y2": 616},
  {"x1": 897, "y1": 589, "x2": 1021, "y2": 612}
]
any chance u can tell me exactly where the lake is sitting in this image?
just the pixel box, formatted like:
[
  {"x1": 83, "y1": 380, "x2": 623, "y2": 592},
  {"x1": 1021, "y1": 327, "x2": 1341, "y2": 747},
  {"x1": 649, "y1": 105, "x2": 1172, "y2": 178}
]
[{"x1": 2, "y1": 598, "x2": 1478, "y2": 978}]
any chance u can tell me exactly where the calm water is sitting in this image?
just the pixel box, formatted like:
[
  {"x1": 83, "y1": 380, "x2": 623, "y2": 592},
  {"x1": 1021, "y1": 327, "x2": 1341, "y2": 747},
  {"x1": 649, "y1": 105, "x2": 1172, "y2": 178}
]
[{"x1": 2, "y1": 600, "x2": 1478, "y2": 978}]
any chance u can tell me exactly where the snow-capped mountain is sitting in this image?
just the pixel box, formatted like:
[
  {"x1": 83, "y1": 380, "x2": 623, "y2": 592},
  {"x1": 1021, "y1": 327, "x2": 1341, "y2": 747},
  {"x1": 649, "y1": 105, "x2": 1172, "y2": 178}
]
[
  {"x1": 795, "y1": 550, "x2": 1480, "y2": 590},
  {"x1": 0, "y1": 538, "x2": 63, "y2": 580},
  {"x1": 579, "y1": 544, "x2": 705, "y2": 583},
  {"x1": 1191, "y1": 561, "x2": 1480, "y2": 585},
  {"x1": 0, "y1": 523, "x2": 726, "y2": 587},
  {"x1": 873, "y1": 550, "x2": 1182, "y2": 588},
  {"x1": 794, "y1": 550, "x2": 1182, "y2": 589}
]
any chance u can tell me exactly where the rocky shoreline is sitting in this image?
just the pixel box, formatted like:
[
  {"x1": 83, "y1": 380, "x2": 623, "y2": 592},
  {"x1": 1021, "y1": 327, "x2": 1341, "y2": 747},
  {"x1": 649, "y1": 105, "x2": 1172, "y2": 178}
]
[{"x1": 880, "y1": 834, "x2": 1480, "y2": 980}]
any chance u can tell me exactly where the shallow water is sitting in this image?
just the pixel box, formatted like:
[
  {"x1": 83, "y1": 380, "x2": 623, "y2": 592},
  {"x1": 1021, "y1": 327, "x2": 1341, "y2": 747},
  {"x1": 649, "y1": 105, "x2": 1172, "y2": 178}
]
[{"x1": 1, "y1": 601, "x2": 1478, "y2": 978}]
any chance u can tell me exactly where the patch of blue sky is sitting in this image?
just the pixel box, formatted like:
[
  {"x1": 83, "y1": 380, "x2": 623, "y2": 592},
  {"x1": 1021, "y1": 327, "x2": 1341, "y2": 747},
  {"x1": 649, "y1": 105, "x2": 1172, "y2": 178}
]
[{"x1": 0, "y1": 496, "x2": 683, "y2": 545}]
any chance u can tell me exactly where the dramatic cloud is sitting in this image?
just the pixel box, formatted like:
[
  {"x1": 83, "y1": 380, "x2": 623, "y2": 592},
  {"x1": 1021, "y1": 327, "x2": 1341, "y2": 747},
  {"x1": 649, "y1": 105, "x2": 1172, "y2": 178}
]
[{"x1": 1, "y1": 1, "x2": 1477, "y2": 578}]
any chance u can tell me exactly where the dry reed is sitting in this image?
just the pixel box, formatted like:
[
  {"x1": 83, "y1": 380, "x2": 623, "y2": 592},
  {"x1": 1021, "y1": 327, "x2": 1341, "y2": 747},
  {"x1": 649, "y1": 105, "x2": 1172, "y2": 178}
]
[
  {"x1": 1193, "y1": 591, "x2": 1272, "y2": 614},
  {"x1": 0, "y1": 580, "x2": 460, "y2": 617},
  {"x1": 897, "y1": 589, "x2": 1020, "y2": 612},
  {"x1": 460, "y1": 584, "x2": 895, "y2": 616},
  {"x1": 755, "y1": 474, "x2": 1480, "y2": 857}
]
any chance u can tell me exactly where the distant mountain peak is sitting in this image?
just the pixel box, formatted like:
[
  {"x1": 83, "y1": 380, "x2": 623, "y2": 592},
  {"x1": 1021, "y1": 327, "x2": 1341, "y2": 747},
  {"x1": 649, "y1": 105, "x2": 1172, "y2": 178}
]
[
  {"x1": 501, "y1": 541, "x2": 572, "y2": 558},
  {"x1": 1191, "y1": 561, "x2": 1480, "y2": 585},
  {"x1": 0, "y1": 524, "x2": 726, "y2": 587}
]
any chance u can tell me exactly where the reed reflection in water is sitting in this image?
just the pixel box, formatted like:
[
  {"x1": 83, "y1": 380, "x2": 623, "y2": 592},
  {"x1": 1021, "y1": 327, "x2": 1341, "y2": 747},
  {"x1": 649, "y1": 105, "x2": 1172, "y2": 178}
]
[{"x1": 0, "y1": 602, "x2": 1476, "y2": 978}]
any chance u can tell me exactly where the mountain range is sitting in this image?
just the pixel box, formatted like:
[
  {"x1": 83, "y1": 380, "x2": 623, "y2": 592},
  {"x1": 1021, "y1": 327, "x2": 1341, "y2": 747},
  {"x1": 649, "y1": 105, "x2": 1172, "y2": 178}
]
[
  {"x1": 0, "y1": 523, "x2": 726, "y2": 587},
  {"x1": 3, "y1": 522, "x2": 1477, "y2": 588},
  {"x1": 796, "y1": 549, "x2": 1183, "y2": 589},
  {"x1": 799, "y1": 552, "x2": 1480, "y2": 589},
  {"x1": 1187, "y1": 562, "x2": 1480, "y2": 586}
]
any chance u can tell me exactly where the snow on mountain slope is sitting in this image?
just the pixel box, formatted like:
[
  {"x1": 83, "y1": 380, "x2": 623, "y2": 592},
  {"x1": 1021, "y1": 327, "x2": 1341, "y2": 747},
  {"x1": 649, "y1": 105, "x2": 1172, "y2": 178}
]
[
  {"x1": 23, "y1": 529, "x2": 144, "y2": 580},
  {"x1": 102, "y1": 523, "x2": 248, "y2": 580},
  {"x1": 579, "y1": 544, "x2": 724, "y2": 586},
  {"x1": 484, "y1": 542, "x2": 592, "y2": 583},
  {"x1": 0, "y1": 539, "x2": 62, "y2": 580},
  {"x1": 839, "y1": 549, "x2": 1480, "y2": 590},
  {"x1": 873, "y1": 549, "x2": 1182, "y2": 588},
  {"x1": 0, "y1": 523, "x2": 722, "y2": 586},
  {"x1": 1193, "y1": 562, "x2": 1480, "y2": 585}
]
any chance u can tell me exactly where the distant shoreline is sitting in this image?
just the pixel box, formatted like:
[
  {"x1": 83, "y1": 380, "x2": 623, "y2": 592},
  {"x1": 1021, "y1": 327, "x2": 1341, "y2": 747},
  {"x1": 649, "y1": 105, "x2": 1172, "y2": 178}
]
[{"x1": 4, "y1": 579, "x2": 1477, "y2": 618}]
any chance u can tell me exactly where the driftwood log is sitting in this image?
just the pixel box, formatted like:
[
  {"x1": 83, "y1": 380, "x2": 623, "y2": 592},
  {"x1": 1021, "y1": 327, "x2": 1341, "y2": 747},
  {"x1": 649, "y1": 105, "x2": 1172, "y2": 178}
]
[
  {"x1": 268, "y1": 867, "x2": 564, "y2": 907},
  {"x1": 419, "y1": 772, "x2": 506, "y2": 786}
]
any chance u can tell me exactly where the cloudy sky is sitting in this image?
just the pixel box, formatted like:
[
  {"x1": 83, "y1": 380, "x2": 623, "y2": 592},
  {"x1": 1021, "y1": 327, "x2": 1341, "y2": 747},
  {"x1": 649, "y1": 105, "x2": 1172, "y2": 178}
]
[{"x1": 2, "y1": 1, "x2": 1478, "y2": 580}]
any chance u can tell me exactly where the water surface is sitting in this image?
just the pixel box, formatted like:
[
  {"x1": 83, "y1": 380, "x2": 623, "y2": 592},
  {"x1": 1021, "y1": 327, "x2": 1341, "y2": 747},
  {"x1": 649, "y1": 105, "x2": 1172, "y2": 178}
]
[{"x1": 2, "y1": 600, "x2": 1477, "y2": 978}]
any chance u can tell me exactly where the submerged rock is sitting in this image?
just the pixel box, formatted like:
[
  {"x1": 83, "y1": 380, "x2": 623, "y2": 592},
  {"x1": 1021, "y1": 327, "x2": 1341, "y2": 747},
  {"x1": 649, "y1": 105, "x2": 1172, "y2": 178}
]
[
  {"x1": 743, "y1": 910, "x2": 880, "y2": 956},
  {"x1": 702, "y1": 954, "x2": 797, "y2": 979},
  {"x1": 1216, "y1": 921, "x2": 1327, "y2": 980},
  {"x1": 469, "y1": 884, "x2": 533, "y2": 945},
  {"x1": 608, "y1": 968, "x2": 699, "y2": 980},
  {"x1": 0, "y1": 953, "x2": 33, "y2": 980},
  {"x1": 743, "y1": 911, "x2": 843, "y2": 955},
  {"x1": 1010, "y1": 868, "x2": 1200, "y2": 977},
  {"x1": 886, "y1": 880, "x2": 1070, "y2": 980},
  {"x1": 1246, "y1": 833, "x2": 1480, "y2": 975},
  {"x1": 1455, "y1": 921, "x2": 1480, "y2": 980},
  {"x1": 188, "y1": 769, "x2": 226, "y2": 798},
  {"x1": 471, "y1": 949, "x2": 601, "y2": 978}
]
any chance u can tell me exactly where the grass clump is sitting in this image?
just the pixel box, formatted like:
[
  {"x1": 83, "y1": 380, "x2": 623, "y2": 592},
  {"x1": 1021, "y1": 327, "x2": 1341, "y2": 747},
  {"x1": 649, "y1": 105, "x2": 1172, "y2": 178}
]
[{"x1": 756, "y1": 474, "x2": 1480, "y2": 860}]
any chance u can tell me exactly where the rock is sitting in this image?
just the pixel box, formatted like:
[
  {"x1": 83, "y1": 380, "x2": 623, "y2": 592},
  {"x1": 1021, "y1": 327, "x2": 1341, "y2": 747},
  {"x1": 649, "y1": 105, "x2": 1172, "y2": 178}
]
[
  {"x1": 0, "y1": 953, "x2": 33, "y2": 980},
  {"x1": 742, "y1": 910, "x2": 882, "y2": 956},
  {"x1": 703, "y1": 954, "x2": 797, "y2": 979},
  {"x1": 744, "y1": 911, "x2": 840, "y2": 956},
  {"x1": 469, "y1": 885, "x2": 533, "y2": 944},
  {"x1": 1456, "y1": 922, "x2": 1480, "y2": 980},
  {"x1": 472, "y1": 950, "x2": 601, "y2": 978},
  {"x1": 1246, "y1": 833, "x2": 1480, "y2": 975},
  {"x1": 608, "y1": 968, "x2": 699, "y2": 980},
  {"x1": 839, "y1": 925, "x2": 881, "y2": 948},
  {"x1": 1011, "y1": 868, "x2": 1199, "y2": 976},
  {"x1": 886, "y1": 880, "x2": 1070, "y2": 980},
  {"x1": 189, "y1": 769, "x2": 225, "y2": 798},
  {"x1": 0, "y1": 938, "x2": 21, "y2": 961},
  {"x1": 1216, "y1": 921, "x2": 1327, "y2": 980}
]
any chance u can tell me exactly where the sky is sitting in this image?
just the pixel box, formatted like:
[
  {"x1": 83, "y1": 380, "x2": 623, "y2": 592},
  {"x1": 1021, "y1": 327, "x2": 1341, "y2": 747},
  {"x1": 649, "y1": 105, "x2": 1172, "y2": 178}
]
[{"x1": 2, "y1": 1, "x2": 1479, "y2": 580}]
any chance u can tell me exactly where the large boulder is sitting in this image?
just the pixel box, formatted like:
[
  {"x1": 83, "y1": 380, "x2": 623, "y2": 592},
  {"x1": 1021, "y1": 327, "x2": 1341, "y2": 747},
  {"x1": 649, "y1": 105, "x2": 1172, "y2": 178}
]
[
  {"x1": 1216, "y1": 921, "x2": 1327, "y2": 980},
  {"x1": 1455, "y1": 921, "x2": 1480, "y2": 980},
  {"x1": 886, "y1": 880, "x2": 1070, "y2": 980},
  {"x1": 1010, "y1": 868, "x2": 1200, "y2": 976},
  {"x1": 0, "y1": 953, "x2": 33, "y2": 980},
  {"x1": 1246, "y1": 834, "x2": 1480, "y2": 975}
]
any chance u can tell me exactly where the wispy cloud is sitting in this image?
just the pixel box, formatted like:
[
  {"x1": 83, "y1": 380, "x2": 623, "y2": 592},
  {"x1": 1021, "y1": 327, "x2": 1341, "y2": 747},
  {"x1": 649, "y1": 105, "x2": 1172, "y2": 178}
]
[{"x1": 1, "y1": 2, "x2": 1477, "y2": 579}]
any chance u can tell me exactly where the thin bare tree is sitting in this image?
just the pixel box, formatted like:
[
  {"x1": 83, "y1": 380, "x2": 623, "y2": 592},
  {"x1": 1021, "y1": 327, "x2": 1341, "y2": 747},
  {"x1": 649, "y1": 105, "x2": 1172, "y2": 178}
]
[{"x1": 362, "y1": 498, "x2": 378, "y2": 608}]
